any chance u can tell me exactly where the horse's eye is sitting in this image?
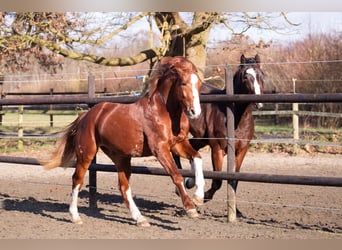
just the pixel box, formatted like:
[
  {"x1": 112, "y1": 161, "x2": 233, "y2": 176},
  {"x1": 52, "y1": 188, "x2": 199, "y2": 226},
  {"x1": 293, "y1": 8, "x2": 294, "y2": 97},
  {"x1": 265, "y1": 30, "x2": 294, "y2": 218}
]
[{"x1": 180, "y1": 82, "x2": 187, "y2": 87}]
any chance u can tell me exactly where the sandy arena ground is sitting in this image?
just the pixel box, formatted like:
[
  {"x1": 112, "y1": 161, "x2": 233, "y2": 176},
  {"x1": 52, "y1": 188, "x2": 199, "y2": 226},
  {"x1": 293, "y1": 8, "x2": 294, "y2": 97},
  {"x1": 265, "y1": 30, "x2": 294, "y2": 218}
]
[{"x1": 0, "y1": 149, "x2": 341, "y2": 239}]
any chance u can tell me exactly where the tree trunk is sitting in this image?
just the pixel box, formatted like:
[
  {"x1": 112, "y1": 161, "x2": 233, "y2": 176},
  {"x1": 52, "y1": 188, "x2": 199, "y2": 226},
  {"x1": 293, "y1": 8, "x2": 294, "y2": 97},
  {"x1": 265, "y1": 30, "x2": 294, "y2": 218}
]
[
  {"x1": 185, "y1": 13, "x2": 214, "y2": 79},
  {"x1": 154, "y1": 12, "x2": 217, "y2": 80}
]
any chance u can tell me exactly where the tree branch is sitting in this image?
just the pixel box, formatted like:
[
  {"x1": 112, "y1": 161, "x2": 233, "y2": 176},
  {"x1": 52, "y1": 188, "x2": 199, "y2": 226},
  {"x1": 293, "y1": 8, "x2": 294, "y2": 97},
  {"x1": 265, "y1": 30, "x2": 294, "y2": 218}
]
[
  {"x1": 28, "y1": 35, "x2": 164, "y2": 66},
  {"x1": 47, "y1": 12, "x2": 150, "y2": 46}
]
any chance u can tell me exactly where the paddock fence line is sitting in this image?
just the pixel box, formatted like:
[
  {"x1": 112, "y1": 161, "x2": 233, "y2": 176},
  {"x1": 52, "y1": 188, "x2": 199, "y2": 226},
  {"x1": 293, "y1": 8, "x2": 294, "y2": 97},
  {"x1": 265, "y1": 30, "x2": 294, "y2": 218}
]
[
  {"x1": 0, "y1": 155, "x2": 341, "y2": 188},
  {"x1": 1, "y1": 93, "x2": 342, "y2": 106},
  {"x1": 0, "y1": 69, "x2": 341, "y2": 223}
]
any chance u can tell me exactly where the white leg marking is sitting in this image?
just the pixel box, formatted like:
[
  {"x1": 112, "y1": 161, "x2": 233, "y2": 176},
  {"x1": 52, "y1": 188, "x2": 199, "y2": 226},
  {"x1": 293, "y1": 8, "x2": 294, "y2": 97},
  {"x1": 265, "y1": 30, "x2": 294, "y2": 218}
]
[
  {"x1": 126, "y1": 187, "x2": 142, "y2": 221},
  {"x1": 69, "y1": 184, "x2": 82, "y2": 224},
  {"x1": 192, "y1": 157, "x2": 205, "y2": 199},
  {"x1": 126, "y1": 187, "x2": 150, "y2": 226},
  {"x1": 190, "y1": 73, "x2": 201, "y2": 117}
]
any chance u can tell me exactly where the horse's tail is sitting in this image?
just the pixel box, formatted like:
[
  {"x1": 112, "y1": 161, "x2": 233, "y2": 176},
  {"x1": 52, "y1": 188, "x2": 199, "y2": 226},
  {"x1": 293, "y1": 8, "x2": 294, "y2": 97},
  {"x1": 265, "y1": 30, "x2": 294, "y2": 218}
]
[{"x1": 41, "y1": 112, "x2": 87, "y2": 170}]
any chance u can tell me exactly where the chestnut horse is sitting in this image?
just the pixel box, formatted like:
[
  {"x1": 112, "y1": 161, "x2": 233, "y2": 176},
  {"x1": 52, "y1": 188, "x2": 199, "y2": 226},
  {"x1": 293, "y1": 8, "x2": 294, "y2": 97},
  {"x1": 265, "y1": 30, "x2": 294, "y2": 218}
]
[
  {"x1": 42, "y1": 56, "x2": 205, "y2": 227},
  {"x1": 175, "y1": 54, "x2": 264, "y2": 213}
]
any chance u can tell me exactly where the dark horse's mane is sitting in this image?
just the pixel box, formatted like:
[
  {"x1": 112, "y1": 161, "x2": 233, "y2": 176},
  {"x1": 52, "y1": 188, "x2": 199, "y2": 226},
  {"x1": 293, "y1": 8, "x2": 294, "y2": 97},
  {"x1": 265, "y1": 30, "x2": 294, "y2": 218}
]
[
  {"x1": 201, "y1": 82, "x2": 226, "y2": 95},
  {"x1": 200, "y1": 82, "x2": 227, "y2": 117}
]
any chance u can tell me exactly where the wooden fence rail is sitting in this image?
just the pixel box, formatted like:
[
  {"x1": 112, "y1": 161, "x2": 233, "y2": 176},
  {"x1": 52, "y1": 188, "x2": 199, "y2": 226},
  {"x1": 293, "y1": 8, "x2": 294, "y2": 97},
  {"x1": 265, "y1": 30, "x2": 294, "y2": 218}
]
[
  {"x1": 1, "y1": 93, "x2": 342, "y2": 106},
  {"x1": 253, "y1": 110, "x2": 342, "y2": 118},
  {"x1": 0, "y1": 75, "x2": 341, "y2": 223},
  {"x1": 1, "y1": 155, "x2": 341, "y2": 187}
]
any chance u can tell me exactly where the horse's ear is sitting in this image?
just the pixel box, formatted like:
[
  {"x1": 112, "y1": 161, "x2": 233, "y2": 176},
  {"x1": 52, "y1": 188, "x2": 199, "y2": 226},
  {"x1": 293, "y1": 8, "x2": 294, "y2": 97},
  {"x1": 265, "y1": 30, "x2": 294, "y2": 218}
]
[
  {"x1": 255, "y1": 54, "x2": 261, "y2": 64},
  {"x1": 240, "y1": 54, "x2": 246, "y2": 64}
]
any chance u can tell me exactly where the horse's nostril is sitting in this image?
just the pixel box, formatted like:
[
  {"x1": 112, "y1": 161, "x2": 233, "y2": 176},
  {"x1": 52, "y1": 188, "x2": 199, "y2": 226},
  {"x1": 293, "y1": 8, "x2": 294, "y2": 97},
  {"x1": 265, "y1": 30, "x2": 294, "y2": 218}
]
[{"x1": 187, "y1": 108, "x2": 201, "y2": 119}]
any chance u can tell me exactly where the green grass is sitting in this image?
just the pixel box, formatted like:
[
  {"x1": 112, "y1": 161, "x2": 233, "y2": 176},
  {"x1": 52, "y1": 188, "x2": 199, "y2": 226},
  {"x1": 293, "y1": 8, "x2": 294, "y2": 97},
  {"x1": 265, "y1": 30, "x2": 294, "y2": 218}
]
[
  {"x1": 252, "y1": 124, "x2": 341, "y2": 155},
  {"x1": 0, "y1": 110, "x2": 341, "y2": 154},
  {"x1": 254, "y1": 124, "x2": 342, "y2": 144},
  {"x1": 0, "y1": 111, "x2": 79, "y2": 134},
  {"x1": 0, "y1": 110, "x2": 79, "y2": 154}
]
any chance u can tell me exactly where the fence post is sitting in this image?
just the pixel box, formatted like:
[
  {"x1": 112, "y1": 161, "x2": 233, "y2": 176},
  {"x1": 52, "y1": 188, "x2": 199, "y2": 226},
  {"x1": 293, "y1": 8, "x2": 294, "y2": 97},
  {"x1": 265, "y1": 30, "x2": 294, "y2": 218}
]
[
  {"x1": 49, "y1": 88, "x2": 54, "y2": 127},
  {"x1": 225, "y1": 65, "x2": 236, "y2": 222},
  {"x1": 292, "y1": 78, "x2": 299, "y2": 140},
  {"x1": 0, "y1": 75, "x2": 3, "y2": 125},
  {"x1": 293, "y1": 103, "x2": 299, "y2": 140},
  {"x1": 18, "y1": 105, "x2": 24, "y2": 150},
  {"x1": 88, "y1": 73, "x2": 95, "y2": 99},
  {"x1": 272, "y1": 88, "x2": 279, "y2": 125},
  {"x1": 89, "y1": 157, "x2": 98, "y2": 208},
  {"x1": 88, "y1": 72, "x2": 97, "y2": 208}
]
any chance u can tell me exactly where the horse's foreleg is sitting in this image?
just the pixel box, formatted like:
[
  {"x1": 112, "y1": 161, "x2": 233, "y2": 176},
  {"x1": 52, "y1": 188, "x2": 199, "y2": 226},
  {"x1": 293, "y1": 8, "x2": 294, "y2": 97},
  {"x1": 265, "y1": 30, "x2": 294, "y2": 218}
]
[
  {"x1": 157, "y1": 149, "x2": 198, "y2": 217},
  {"x1": 173, "y1": 153, "x2": 182, "y2": 169},
  {"x1": 115, "y1": 158, "x2": 150, "y2": 227},
  {"x1": 172, "y1": 170, "x2": 199, "y2": 217},
  {"x1": 172, "y1": 141, "x2": 205, "y2": 207},
  {"x1": 204, "y1": 145, "x2": 225, "y2": 202},
  {"x1": 233, "y1": 145, "x2": 249, "y2": 217},
  {"x1": 234, "y1": 146, "x2": 249, "y2": 192},
  {"x1": 189, "y1": 157, "x2": 205, "y2": 206}
]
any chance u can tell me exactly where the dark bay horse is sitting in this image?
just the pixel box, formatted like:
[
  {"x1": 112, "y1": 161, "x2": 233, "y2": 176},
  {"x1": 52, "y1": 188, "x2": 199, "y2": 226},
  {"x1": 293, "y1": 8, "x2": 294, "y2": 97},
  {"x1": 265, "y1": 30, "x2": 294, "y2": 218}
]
[
  {"x1": 42, "y1": 56, "x2": 205, "y2": 227},
  {"x1": 175, "y1": 54, "x2": 264, "y2": 211}
]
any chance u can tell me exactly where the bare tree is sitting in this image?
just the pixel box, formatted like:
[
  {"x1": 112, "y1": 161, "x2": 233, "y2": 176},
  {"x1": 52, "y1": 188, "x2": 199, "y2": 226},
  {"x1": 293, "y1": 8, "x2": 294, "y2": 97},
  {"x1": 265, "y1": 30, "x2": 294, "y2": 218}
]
[{"x1": 0, "y1": 12, "x2": 296, "y2": 77}]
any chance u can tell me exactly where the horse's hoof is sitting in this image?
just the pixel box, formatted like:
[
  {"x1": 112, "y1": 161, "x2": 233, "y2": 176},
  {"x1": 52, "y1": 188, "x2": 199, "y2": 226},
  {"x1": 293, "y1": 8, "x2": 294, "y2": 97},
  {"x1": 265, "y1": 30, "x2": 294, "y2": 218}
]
[
  {"x1": 192, "y1": 195, "x2": 204, "y2": 206},
  {"x1": 185, "y1": 178, "x2": 195, "y2": 189},
  {"x1": 186, "y1": 208, "x2": 199, "y2": 218},
  {"x1": 137, "y1": 217, "x2": 151, "y2": 227},
  {"x1": 72, "y1": 218, "x2": 83, "y2": 225}
]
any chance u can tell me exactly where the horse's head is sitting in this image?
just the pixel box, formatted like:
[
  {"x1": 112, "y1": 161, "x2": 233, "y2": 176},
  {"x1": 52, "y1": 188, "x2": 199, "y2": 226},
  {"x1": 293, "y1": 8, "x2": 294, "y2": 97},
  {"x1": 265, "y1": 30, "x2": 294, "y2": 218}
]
[
  {"x1": 149, "y1": 56, "x2": 202, "y2": 119},
  {"x1": 234, "y1": 54, "x2": 264, "y2": 109}
]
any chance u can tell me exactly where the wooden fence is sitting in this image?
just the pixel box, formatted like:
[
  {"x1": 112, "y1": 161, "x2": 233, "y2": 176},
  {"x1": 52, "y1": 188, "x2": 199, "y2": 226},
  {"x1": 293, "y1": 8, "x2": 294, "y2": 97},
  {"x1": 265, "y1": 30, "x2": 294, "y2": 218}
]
[{"x1": 0, "y1": 72, "x2": 342, "y2": 222}]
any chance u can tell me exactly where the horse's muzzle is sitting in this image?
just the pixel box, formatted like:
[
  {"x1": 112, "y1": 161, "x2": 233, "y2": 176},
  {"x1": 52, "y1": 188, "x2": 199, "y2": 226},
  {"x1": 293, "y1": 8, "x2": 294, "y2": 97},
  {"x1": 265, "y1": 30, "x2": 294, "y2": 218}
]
[
  {"x1": 255, "y1": 103, "x2": 263, "y2": 109},
  {"x1": 185, "y1": 108, "x2": 201, "y2": 119}
]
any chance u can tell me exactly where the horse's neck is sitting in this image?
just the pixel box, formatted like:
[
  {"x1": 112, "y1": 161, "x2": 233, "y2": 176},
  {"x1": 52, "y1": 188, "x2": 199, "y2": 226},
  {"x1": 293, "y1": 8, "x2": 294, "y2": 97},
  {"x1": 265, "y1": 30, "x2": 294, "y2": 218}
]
[
  {"x1": 201, "y1": 82, "x2": 225, "y2": 94},
  {"x1": 166, "y1": 91, "x2": 183, "y2": 119},
  {"x1": 234, "y1": 103, "x2": 254, "y2": 129},
  {"x1": 152, "y1": 83, "x2": 184, "y2": 132}
]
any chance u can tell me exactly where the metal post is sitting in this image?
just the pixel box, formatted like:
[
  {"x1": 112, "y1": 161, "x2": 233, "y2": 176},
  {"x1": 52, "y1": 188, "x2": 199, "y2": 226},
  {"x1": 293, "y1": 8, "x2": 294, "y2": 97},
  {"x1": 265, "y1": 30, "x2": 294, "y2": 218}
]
[
  {"x1": 49, "y1": 88, "x2": 54, "y2": 127},
  {"x1": 0, "y1": 75, "x2": 3, "y2": 126},
  {"x1": 292, "y1": 78, "x2": 299, "y2": 140},
  {"x1": 89, "y1": 157, "x2": 98, "y2": 208},
  {"x1": 87, "y1": 72, "x2": 97, "y2": 208},
  {"x1": 88, "y1": 73, "x2": 95, "y2": 99},
  {"x1": 225, "y1": 66, "x2": 236, "y2": 222},
  {"x1": 18, "y1": 105, "x2": 24, "y2": 150},
  {"x1": 292, "y1": 78, "x2": 299, "y2": 154}
]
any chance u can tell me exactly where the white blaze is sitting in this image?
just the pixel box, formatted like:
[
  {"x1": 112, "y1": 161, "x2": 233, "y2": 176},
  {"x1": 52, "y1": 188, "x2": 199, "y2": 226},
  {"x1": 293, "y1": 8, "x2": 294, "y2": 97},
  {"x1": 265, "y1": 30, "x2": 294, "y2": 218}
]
[
  {"x1": 190, "y1": 73, "x2": 201, "y2": 117},
  {"x1": 246, "y1": 68, "x2": 263, "y2": 108},
  {"x1": 246, "y1": 68, "x2": 261, "y2": 95}
]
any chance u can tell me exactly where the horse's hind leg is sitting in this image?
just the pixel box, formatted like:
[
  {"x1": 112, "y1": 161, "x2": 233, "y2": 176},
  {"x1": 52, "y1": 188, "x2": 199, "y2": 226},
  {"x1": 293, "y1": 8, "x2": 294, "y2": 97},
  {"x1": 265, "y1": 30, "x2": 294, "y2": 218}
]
[
  {"x1": 113, "y1": 157, "x2": 150, "y2": 227},
  {"x1": 69, "y1": 140, "x2": 97, "y2": 224}
]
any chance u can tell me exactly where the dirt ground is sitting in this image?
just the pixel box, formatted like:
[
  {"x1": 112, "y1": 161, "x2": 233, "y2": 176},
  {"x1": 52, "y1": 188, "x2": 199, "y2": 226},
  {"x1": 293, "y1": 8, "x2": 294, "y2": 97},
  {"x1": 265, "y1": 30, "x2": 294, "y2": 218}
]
[{"x1": 0, "y1": 149, "x2": 341, "y2": 239}]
